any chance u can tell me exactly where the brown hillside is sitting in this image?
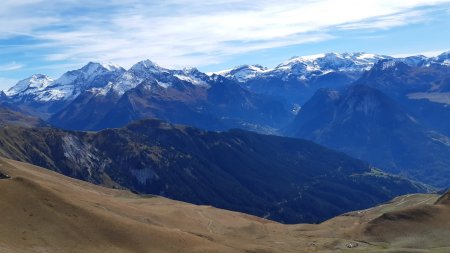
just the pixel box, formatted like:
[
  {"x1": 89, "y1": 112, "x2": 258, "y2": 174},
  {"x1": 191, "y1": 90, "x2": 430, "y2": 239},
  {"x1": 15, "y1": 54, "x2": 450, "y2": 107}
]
[{"x1": 0, "y1": 157, "x2": 448, "y2": 252}]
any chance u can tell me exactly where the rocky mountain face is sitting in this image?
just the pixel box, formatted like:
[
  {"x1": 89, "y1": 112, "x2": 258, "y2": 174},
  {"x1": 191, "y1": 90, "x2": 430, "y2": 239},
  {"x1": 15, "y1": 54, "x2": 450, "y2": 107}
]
[
  {"x1": 286, "y1": 85, "x2": 450, "y2": 187},
  {"x1": 0, "y1": 119, "x2": 426, "y2": 224},
  {"x1": 49, "y1": 74, "x2": 289, "y2": 132}
]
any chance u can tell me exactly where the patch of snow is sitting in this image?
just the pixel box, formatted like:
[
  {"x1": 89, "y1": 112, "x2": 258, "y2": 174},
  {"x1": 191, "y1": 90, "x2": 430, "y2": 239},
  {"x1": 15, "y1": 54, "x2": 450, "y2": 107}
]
[
  {"x1": 110, "y1": 72, "x2": 142, "y2": 95},
  {"x1": 174, "y1": 74, "x2": 209, "y2": 87},
  {"x1": 90, "y1": 83, "x2": 113, "y2": 96},
  {"x1": 156, "y1": 80, "x2": 170, "y2": 88}
]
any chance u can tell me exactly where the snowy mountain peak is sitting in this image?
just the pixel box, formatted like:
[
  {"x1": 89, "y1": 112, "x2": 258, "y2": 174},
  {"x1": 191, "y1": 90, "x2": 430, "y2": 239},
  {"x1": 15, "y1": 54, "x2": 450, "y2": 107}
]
[
  {"x1": 131, "y1": 59, "x2": 163, "y2": 73},
  {"x1": 6, "y1": 74, "x2": 54, "y2": 96},
  {"x1": 4, "y1": 62, "x2": 126, "y2": 102},
  {"x1": 214, "y1": 65, "x2": 268, "y2": 82},
  {"x1": 53, "y1": 62, "x2": 123, "y2": 87}
]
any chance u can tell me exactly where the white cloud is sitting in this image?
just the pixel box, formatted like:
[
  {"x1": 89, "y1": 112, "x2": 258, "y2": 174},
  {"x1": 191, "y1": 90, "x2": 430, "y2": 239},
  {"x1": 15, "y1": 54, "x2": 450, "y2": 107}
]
[
  {"x1": 0, "y1": 62, "x2": 24, "y2": 72},
  {"x1": 1, "y1": 0, "x2": 450, "y2": 68}
]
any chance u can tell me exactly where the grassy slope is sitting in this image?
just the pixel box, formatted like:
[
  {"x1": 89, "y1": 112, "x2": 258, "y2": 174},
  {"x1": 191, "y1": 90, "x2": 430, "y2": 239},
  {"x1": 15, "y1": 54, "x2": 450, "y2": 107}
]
[{"x1": 0, "y1": 157, "x2": 448, "y2": 252}]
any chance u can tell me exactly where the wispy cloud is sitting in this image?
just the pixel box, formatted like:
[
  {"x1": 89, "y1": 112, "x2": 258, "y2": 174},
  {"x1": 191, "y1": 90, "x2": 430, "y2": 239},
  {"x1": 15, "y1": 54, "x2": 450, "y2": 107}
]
[
  {"x1": 0, "y1": 62, "x2": 24, "y2": 72},
  {"x1": 1, "y1": 0, "x2": 450, "y2": 69},
  {"x1": 338, "y1": 10, "x2": 430, "y2": 30}
]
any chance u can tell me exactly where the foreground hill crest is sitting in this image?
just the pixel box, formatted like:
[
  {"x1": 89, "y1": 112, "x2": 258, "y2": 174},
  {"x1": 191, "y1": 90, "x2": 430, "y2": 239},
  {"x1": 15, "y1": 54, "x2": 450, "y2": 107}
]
[{"x1": 0, "y1": 156, "x2": 447, "y2": 252}]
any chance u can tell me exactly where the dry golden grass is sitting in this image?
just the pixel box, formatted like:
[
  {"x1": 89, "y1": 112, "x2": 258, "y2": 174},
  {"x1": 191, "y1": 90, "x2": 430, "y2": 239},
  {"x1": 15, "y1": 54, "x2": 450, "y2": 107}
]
[{"x1": 0, "y1": 157, "x2": 448, "y2": 253}]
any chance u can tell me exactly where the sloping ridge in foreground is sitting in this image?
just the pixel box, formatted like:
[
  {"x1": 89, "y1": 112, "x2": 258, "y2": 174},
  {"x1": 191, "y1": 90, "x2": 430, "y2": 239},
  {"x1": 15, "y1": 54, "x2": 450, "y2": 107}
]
[
  {"x1": 0, "y1": 157, "x2": 266, "y2": 253},
  {"x1": 0, "y1": 157, "x2": 448, "y2": 252},
  {"x1": 363, "y1": 189, "x2": 450, "y2": 249}
]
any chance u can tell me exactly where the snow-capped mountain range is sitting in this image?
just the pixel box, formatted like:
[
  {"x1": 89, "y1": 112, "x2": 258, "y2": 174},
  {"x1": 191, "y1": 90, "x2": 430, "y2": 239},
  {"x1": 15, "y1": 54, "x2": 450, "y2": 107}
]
[
  {"x1": 4, "y1": 51, "x2": 450, "y2": 104},
  {"x1": 216, "y1": 52, "x2": 450, "y2": 83},
  {"x1": 105, "y1": 60, "x2": 210, "y2": 96},
  {"x1": 4, "y1": 60, "x2": 212, "y2": 103},
  {"x1": 217, "y1": 52, "x2": 390, "y2": 83}
]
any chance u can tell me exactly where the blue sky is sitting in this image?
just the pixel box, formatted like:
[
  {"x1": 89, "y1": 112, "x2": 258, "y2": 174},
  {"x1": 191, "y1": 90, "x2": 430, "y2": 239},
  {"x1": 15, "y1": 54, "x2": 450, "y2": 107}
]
[{"x1": 1, "y1": 0, "x2": 450, "y2": 91}]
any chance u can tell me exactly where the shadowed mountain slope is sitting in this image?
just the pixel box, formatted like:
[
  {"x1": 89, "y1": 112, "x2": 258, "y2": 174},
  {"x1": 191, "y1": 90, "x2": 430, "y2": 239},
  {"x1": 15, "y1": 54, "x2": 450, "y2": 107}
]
[{"x1": 0, "y1": 119, "x2": 426, "y2": 223}]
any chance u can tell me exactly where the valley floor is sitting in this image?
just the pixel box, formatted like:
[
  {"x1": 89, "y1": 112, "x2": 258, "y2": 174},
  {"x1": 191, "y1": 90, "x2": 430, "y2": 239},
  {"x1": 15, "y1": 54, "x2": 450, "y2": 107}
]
[{"x1": 0, "y1": 157, "x2": 448, "y2": 253}]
